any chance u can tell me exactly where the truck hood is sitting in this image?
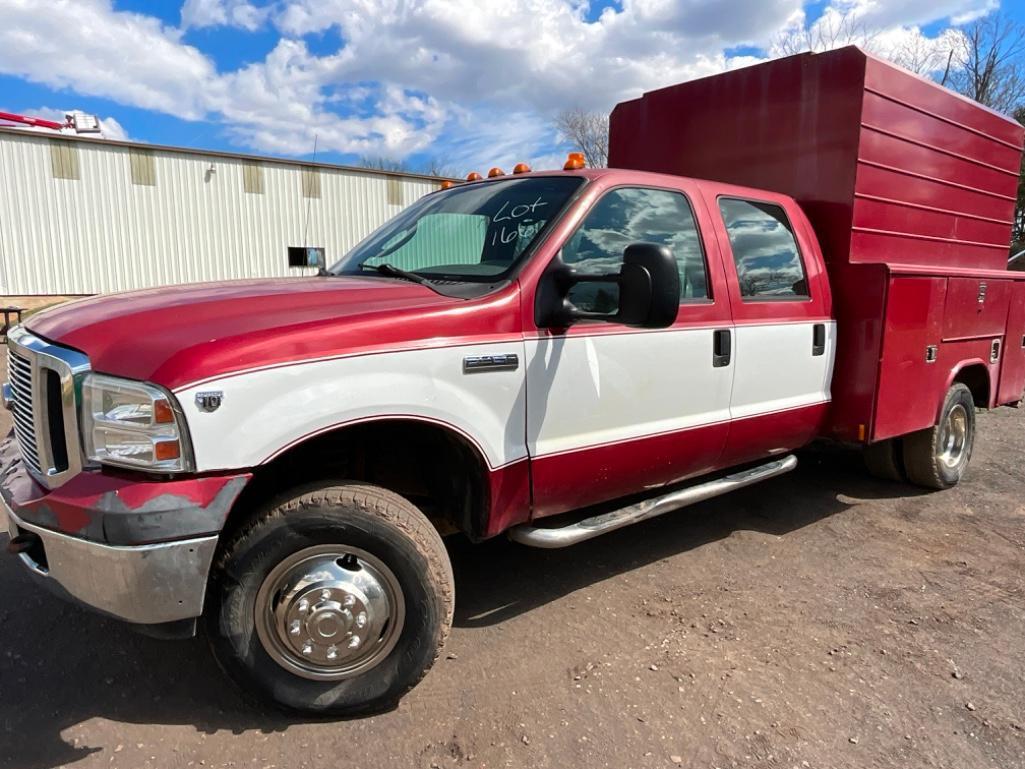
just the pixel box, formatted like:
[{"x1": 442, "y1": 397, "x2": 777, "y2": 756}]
[{"x1": 26, "y1": 277, "x2": 466, "y2": 390}]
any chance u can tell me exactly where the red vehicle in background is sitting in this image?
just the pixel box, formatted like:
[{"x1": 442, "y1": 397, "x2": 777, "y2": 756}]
[{"x1": 2, "y1": 47, "x2": 1023, "y2": 715}]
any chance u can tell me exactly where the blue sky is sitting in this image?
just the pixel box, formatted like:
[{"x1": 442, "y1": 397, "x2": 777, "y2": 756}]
[{"x1": 0, "y1": 0, "x2": 1019, "y2": 175}]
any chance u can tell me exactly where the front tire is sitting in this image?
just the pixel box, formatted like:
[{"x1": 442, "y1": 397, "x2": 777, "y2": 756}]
[
  {"x1": 902, "y1": 383, "x2": 976, "y2": 490},
  {"x1": 205, "y1": 482, "x2": 454, "y2": 715}
]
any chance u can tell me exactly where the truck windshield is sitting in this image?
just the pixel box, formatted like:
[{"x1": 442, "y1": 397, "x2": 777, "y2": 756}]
[{"x1": 329, "y1": 176, "x2": 584, "y2": 282}]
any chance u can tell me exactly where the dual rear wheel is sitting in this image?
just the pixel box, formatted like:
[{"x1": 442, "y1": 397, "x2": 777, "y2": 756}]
[{"x1": 864, "y1": 383, "x2": 976, "y2": 490}]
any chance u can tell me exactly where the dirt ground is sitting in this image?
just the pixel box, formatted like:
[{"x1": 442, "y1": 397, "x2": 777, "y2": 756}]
[{"x1": 1, "y1": 351, "x2": 1023, "y2": 769}]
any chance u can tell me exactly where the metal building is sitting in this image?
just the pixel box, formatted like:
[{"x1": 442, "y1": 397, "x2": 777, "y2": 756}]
[{"x1": 0, "y1": 128, "x2": 445, "y2": 296}]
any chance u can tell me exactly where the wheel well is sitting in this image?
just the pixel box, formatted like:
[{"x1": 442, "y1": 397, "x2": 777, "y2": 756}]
[
  {"x1": 222, "y1": 420, "x2": 490, "y2": 544},
  {"x1": 953, "y1": 364, "x2": 990, "y2": 408}
]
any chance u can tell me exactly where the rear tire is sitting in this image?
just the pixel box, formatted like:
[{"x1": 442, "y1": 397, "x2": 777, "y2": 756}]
[
  {"x1": 863, "y1": 438, "x2": 905, "y2": 482},
  {"x1": 902, "y1": 383, "x2": 976, "y2": 490},
  {"x1": 205, "y1": 482, "x2": 454, "y2": 715}
]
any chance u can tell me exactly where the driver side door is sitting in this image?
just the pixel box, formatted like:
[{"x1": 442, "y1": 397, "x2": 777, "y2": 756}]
[{"x1": 524, "y1": 184, "x2": 735, "y2": 519}]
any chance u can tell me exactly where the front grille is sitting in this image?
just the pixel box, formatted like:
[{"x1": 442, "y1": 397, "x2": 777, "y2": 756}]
[
  {"x1": 7, "y1": 347, "x2": 42, "y2": 475},
  {"x1": 5, "y1": 328, "x2": 89, "y2": 489}
]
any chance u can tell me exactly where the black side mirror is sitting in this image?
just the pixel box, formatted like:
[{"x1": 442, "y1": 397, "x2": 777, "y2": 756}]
[{"x1": 535, "y1": 243, "x2": 681, "y2": 329}]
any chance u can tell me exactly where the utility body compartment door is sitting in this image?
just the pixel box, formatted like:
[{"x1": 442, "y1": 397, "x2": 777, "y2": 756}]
[
  {"x1": 942, "y1": 278, "x2": 1011, "y2": 341},
  {"x1": 996, "y1": 281, "x2": 1025, "y2": 405},
  {"x1": 873, "y1": 276, "x2": 949, "y2": 441}
]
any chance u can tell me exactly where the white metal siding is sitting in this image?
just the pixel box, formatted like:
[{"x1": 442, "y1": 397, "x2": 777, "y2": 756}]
[{"x1": 0, "y1": 132, "x2": 442, "y2": 295}]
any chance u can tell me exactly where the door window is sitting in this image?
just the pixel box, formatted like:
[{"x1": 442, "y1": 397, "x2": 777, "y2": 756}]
[
  {"x1": 718, "y1": 198, "x2": 809, "y2": 299},
  {"x1": 561, "y1": 187, "x2": 708, "y2": 314}
]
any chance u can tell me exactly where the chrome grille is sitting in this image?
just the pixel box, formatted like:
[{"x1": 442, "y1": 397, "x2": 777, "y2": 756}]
[
  {"x1": 5, "y1": 327, "x2": 90, "y2": 489},
  {"x1": 7, "y1": 347, "x2": 41, "y2": 475}
]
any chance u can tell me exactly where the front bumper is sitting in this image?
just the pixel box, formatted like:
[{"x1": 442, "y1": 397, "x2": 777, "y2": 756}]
[
  {"x1": 5, "y1": 503, "x2": 218, "y2": 624},
  {"x1": 1, "y1": 432, "x2": 251, "y2": 625}
]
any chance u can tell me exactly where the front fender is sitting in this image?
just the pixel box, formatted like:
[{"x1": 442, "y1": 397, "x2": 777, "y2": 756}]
[{"x1": 175, "y1": 343, "x2": 527, "y2": 472}]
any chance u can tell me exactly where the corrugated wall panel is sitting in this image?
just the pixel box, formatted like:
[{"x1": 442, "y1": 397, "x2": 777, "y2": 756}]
[{"x1": 0, "y1": 132, "x2": 441, "y2": 295}]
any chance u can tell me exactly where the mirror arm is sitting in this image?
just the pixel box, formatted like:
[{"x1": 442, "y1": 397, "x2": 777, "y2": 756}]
[
  {"x1": 539, "y1": 257, "x2": 625, "y2": 328},
  {"x1": 567, "y1": 273, "x2": 623, "y2": 285}
]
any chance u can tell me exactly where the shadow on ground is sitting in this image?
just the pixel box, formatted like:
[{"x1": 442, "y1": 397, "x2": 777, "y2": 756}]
[{"x1": 0, "y1": 448, "x2": 917, "y2": 769}]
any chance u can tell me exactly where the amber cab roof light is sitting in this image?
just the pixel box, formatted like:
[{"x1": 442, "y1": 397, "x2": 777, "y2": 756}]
[
  {"x1": 440, "y1": 180, "x2": 455, "y2": 189},
  {"x1": 466, "y1": 171, "x2": 483, "y2": 182},
  {"x1": 563, "y1": 152, "x2": 586, "y2": 171},
  {"x1": 513, "y1": 162, "x2": 531, "y2": 174},
  {"x1": 487, "y1": 167, "x2": 505, "y2": 178}
]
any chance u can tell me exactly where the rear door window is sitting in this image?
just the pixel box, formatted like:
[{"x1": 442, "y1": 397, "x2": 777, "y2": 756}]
[{"x1": 718, "y1": 198, "x2": 809, "y2": 300}]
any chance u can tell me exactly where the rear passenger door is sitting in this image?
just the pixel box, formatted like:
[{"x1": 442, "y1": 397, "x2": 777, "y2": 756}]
[{"x1": 707, "y1": 195, "x2": 835, "y2": 466}]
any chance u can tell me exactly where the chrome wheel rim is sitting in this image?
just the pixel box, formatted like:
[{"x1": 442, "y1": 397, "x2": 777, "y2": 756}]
[
  {"x1": 938, "y1": 403, "x2": 970, "y2": 470},
  {"x1": 255, "y1": 544, "x2": 405, "y2": 681}
]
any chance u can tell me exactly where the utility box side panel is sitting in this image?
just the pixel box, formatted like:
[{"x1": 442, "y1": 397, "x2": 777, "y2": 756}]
[
  {"x1": 852, "y1": 56, "x2": 1023, "y2": 272},
  {"x1": 997, "y1": 283, "x2": 1025, "y2": 405},
  {"x1": 873, "y1": 276, "x2": 948, "y2": 441}
]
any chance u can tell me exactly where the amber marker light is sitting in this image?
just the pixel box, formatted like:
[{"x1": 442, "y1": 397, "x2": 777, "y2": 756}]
[
  {"x1": 154, "y1": 439, "x2": 182, "y2": 462},
  {"x1": 488, "y1": 167, "x2": 505, "y2": 178},
  {"x1": 513, "y1": 162, "x2": 531, "y2": 174},
  {"x1": 466, "y1": 171, "x2": 483, "y2": 181},
  {"x1": 153, "y1": 399, "x2": 175, "y2": 425},
  {"x1": 440, "y1": 180, "x2": 455, "y2": 189},
  {"x1": 563, "y1": 152, "x2": 586, "y2": 170}
]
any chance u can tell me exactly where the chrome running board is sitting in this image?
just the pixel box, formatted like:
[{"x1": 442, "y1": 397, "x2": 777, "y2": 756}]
[{"x1": 508, "y1": 454, "x2": 798, "y2": 548}]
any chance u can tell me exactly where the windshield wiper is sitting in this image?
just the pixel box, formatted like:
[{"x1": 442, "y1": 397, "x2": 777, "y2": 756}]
[{"x1": 360, "y1": 262, "x2": 429, "y2": 285}]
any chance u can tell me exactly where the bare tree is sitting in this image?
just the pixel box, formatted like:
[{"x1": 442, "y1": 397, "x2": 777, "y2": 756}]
[
  {"x1": 360, "y1": 156, "x2": 455, "y2": 178},
  {"x1": 891, "y1": 32, "x2": 957, "y2": 79},
  {"x1": 773, "y1": 5, "x2": 959, "y2": 79},
  {"x1": 945, "y1": 13, "x2": 1025, "y2": 114},
  {"x1": 553, "y1": 108, "x2": 609, "y2": 168},
  {"x1": 772, "y1": 6, "x2": 879, "y2": 57}
]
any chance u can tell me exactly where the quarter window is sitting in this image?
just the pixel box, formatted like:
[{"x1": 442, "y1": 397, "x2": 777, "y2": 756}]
[
  {"x1": 718, "y1": 198, "x2": 809, "y2": 299},
  {"x1": 561, "y1": 187, "x2": 709, "y2": 314}
]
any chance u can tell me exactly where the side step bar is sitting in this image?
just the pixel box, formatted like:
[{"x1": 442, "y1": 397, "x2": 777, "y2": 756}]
[{"x1": 508, "y1": 454, "x2": 798, "y2": 549}]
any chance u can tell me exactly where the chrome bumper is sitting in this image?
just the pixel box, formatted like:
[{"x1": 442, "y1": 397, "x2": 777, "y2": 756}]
[{"x1": 4, "y1": 502, "x2": 218, "y2": 625}]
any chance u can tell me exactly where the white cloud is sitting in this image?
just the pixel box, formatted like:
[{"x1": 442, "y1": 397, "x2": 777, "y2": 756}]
[
  {"x1": 0, "y1": 0, "x2": 1002, "y2": 172},
  {"x1": 0, "y1": 0, "x2": 214, "y2": 119},
  {"x1": 180, "y1": 0, "x2": 269, "y2": 31},
  {"x1": 97, "y1": 116, "x2": 130, "y2": 141}
]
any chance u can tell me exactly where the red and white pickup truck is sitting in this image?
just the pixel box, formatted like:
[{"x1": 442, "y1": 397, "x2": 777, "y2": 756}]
[{"x1": 3, "y1": 47, "x2": 1024, "y2": 714}]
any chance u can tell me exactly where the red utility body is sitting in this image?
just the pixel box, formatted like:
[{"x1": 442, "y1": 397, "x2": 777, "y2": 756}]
[{"x1": 610, "y1": 45, "x2": 1025, "y2": 443}]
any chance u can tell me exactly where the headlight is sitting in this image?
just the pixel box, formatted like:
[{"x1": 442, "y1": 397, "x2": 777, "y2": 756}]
[{"x1": 81, "y1": 374, "x2": 194, "y2": 472}]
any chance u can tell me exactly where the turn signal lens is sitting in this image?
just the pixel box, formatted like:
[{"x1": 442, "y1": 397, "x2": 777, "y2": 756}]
[
  {"x1": 563, "y1": 152, "x2": 586, "y2": 170},
  {"x1": 154, "y1": 439, "x2": 182, "y2": 461},
  {"x1": 153, "y1": 399, "x2": 175, "y2": 424},
  {"x1": 487, "y1": 167, "x2": 505, "y2": 178},
  {"x1": 440, "y1": 180, "x2": 455, "y2": 190},
  {"x1": 513, "y1": 162, "x2": 531, "y2": 174},
  {"x1": 466, "y1": 171, "x2": 483, "y2": 182}
]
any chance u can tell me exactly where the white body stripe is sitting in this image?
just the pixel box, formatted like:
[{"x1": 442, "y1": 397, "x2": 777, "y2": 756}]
[
  {"x1": 179, "y1": 344, "x2": 527, "y2": 472},
  {"x1": 179, "y1": 321, "x2": 836, "y2": 473},
  {"x1": 525, "y1": 328, "x2": 733, "y2": 457},
  {"x1": 730, "y1": 321, "x2": 836, "y2": 419}
]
